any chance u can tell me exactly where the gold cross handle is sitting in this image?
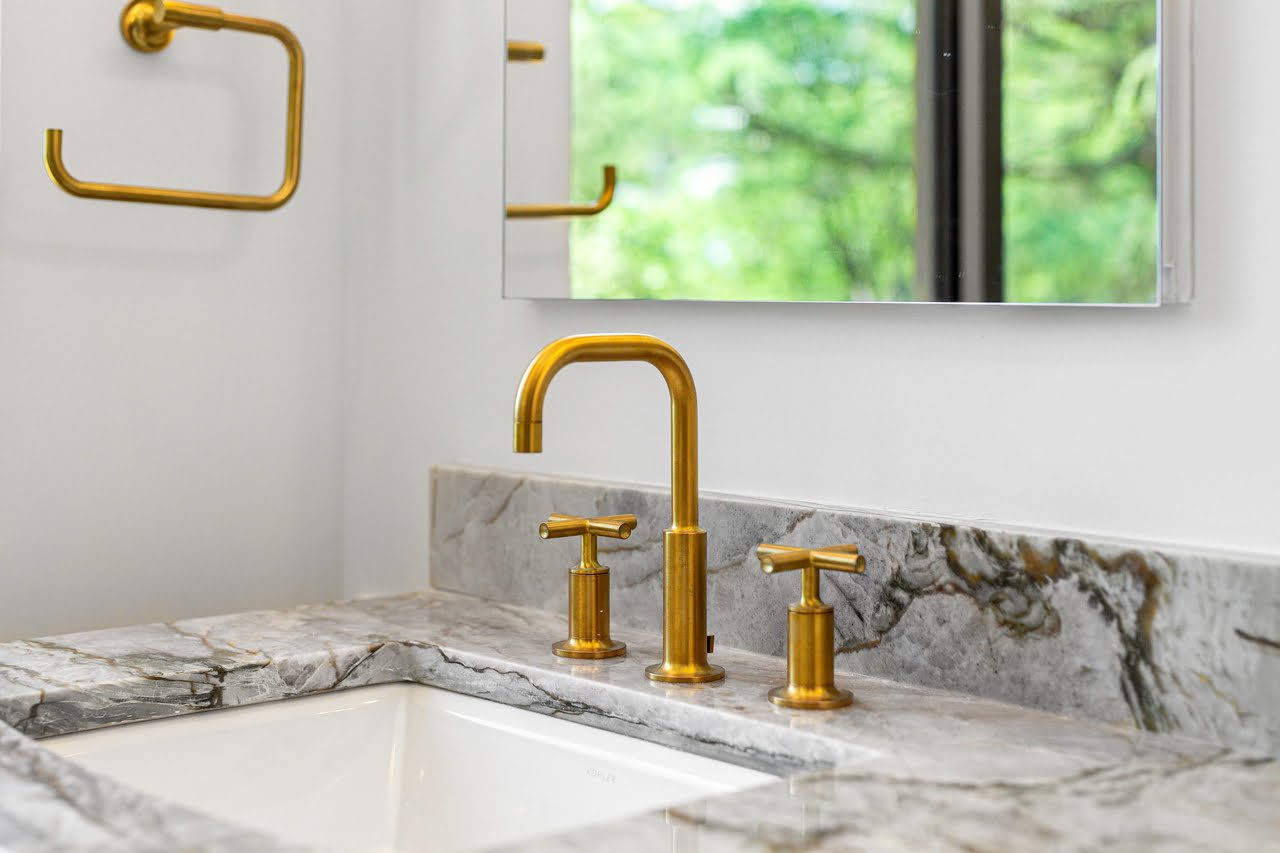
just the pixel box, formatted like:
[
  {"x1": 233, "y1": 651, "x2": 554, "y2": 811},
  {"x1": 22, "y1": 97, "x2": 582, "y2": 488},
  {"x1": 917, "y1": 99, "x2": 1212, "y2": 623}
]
[
  {"x1": 756, "y1": 543, "x2": 865, "y2": 710},
  {"x1": 538, "y1": 513, "x2": 637, "y2": 660}
]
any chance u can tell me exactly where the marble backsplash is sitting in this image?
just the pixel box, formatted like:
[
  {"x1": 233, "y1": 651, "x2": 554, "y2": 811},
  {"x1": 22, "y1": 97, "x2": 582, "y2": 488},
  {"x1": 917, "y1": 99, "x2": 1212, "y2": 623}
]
[{"x1": 430, "y1": 466, "x2": 1280, "y2": 753}]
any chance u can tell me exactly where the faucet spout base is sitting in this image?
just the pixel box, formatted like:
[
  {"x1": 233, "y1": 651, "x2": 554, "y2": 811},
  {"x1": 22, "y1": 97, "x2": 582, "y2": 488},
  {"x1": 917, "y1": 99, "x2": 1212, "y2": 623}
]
[
  {"x1": 645, "y1": 661, "x2": 725, "y2": 683},
  {"x1": 644, "y1": 528, "x2": 726, "y2": 684}
]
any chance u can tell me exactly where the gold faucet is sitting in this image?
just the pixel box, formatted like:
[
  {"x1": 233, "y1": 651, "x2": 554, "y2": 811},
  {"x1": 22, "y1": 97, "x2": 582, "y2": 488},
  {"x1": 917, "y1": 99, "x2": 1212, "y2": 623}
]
[{"x1": 514, "y1": 335, "x2": 725, "y2": 683}]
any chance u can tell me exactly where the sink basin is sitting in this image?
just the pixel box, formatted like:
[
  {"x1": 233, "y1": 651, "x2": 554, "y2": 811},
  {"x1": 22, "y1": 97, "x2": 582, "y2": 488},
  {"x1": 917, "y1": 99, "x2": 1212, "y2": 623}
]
[{"x1": 44, "y1": 683, "x2": 775, "y2": 852}]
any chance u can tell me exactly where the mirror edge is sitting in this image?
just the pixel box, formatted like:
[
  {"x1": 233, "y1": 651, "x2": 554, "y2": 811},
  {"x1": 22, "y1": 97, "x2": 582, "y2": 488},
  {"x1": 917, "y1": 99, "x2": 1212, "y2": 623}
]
[{"x1": 1159, "y1": 0, "x2": 1195, "y2": 305}]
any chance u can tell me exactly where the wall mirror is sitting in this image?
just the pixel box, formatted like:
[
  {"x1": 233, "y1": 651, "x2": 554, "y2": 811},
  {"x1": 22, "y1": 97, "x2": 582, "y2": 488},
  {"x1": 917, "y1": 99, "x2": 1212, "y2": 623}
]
[{"x1": 504, "y1": 0, "x2": 1192, "y2": 305}]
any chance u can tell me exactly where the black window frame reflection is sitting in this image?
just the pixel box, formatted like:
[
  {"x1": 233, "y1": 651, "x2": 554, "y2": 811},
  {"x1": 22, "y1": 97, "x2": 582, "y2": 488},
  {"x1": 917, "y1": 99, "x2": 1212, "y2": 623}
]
[{"x1": 917, "y1": 0, "x2": 1004, "y2": 302}]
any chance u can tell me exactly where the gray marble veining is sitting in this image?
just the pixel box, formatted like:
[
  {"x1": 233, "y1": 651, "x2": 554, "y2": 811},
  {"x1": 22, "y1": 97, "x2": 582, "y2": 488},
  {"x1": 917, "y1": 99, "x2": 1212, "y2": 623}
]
[
  {"x1": 0, "y1": 589, "x2": 1276, "y2": 852},
  {"x1": 430, "y1": 465, "x2": 1280, "y2": 754},
  {"x1": 508, "y1": 752, "x2": 1279, "y2": 853}
]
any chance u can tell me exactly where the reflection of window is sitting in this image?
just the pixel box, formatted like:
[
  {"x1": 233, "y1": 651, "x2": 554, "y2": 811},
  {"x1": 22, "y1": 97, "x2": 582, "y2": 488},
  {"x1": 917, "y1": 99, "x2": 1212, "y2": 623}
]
[
  {"x1": 562, "y1": 1, "x2": 1158, "y2": 303},
  {"x1": 918, "y1": 1, "x2": 1159, "y2": 303}
]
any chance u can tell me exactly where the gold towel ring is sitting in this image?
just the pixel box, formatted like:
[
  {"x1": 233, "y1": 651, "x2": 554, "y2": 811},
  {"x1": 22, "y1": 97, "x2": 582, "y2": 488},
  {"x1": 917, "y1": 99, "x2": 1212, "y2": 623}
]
[
  {"x1": 506, "y1": 165, "x2": 616, "y2": 219},
  {"x1": 44, "y1": 0, "x2": 304, "y2": 211}
]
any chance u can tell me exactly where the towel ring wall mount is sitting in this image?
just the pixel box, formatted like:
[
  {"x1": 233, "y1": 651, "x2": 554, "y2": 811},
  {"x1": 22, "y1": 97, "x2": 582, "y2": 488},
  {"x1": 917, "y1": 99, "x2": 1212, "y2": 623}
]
[{"x1": 44, "y1": 0, "x2": 304, "y2": 211}]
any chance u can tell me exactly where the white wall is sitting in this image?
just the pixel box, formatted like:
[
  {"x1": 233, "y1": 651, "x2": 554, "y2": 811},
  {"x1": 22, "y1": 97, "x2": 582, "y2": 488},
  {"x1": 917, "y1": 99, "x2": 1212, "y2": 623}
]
[
  {"x1": 0, "y1": 0, "x2": 346, "y2": 639},
  {"x1": 342, "y1": 0, "x2": 1280, "y2": 598}
]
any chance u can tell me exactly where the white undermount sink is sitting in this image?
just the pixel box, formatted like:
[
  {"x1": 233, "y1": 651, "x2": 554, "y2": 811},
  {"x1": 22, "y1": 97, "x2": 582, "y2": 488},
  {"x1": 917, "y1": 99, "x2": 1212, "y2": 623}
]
[{"x1": 45, "y1": 683, "x2": 775, "y2": 852}]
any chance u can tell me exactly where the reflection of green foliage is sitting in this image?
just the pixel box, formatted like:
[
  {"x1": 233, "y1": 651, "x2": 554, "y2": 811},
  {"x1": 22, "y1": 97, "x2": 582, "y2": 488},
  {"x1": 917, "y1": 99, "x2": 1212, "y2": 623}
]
[
  {"x1": 1003, "y1": 0, "x2": 1157, "y2": 302},
  {"x1": 570, "y1": 0, "x2": 1157, "y2": 303}
]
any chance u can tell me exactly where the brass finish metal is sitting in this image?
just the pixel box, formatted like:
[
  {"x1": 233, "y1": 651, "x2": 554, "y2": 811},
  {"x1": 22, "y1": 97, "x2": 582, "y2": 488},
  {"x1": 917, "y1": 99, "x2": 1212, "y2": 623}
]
[
  {"x1": 514, "y1": 335, "x2": 724, "y2": 684},
  {"x1": 539, "y1": 513, "x2": 636, "y2": 659},
  {"x1": 506, "y1": 165, "x2": 616, "y2": 219},
  {"x1": 120, "y1": 0, "x2": 174, "y2": 51},
  {"x1": 45, "y1": 0, "x2": 304, "y2": 211},
  {"x1": 507, "y1": 40, "x2": 545, "y2": 63},
  {"x1": 757, "y1": 544, "x2": 866, "y2": 710},
  {"x1": 504, "y1": 39, "x2": 612, "y2": 221}
]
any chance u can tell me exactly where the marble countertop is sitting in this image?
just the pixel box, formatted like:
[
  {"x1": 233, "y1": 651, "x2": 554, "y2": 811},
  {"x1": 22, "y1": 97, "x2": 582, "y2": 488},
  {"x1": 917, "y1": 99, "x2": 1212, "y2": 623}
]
[{"x1": 0, "y1": 589, "x2": 1275, "y2": 852}]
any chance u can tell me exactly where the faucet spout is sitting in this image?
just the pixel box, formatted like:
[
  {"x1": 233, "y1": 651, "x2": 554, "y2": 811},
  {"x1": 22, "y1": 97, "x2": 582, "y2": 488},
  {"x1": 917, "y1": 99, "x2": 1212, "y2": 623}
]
[
  {"x1": 513, "y1": 334, "x2": 699, "y2": 529},
  {"x1": 513, "y1": 334, "x2": 723, "y2": 683}
]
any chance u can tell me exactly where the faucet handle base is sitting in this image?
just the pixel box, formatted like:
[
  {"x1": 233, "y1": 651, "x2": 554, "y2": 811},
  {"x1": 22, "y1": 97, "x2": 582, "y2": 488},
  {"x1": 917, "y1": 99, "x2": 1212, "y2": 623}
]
[
  {"x1": 768, "y1": 684, "x2": 853, "y2": 710},
  {"x1": 553, "y1": 638, "x2": 627, "y2": 660}
]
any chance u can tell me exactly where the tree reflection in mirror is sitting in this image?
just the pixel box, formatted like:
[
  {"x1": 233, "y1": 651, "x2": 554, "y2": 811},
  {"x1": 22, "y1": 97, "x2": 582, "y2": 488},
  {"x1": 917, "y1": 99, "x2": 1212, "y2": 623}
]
[{"x1": 551, "y1": 0, "x2": 1157, "y2": 303}]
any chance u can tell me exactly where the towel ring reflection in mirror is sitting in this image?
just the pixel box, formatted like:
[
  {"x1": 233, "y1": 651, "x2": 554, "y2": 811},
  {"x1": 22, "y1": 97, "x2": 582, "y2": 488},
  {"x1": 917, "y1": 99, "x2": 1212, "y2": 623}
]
[{"x1": 506, "y1": 165, "x2": 617, "y2": 220}]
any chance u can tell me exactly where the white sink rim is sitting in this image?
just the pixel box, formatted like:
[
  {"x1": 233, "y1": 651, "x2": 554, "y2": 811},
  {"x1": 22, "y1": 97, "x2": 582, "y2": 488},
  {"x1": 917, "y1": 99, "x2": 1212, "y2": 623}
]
[{"x1": 44, "y1": 682, "x2": 777, "y2": 852}]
